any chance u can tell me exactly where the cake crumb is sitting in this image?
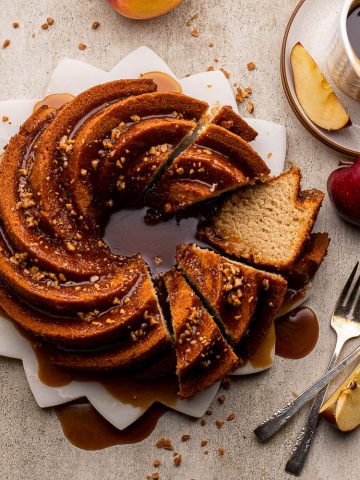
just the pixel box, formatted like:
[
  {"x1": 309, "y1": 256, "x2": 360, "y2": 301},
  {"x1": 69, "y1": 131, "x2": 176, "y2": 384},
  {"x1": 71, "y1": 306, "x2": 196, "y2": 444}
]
[
  {"x1": 191, "y1": 28, "x2": 200, "y2": 37},
  {"x1": 207, "y1": 84, "x2": 212, "y2": 88},
  {"x1": 174, "y1": 454, "x2": 182, "y2": 466},
  {"x1": 154, "y1": 256, "x2": 163, "y2": 265},
  {"x1": 247, "y1": 102, "x2": 255, "y2": 114},
  {"x1": 204, "y1": 450, "x2": 208, "y2": 455},
  {"x1": 2, "y1": 116, "x2": 9, "y2": 123},
  {"x1": 79, "y1": 43, "x2": 87, "y2": 51},
  {"x1": 155, "y1": 438, "x2": 173, "y2": 450},
  {"x1": 247, "y1": 62, "x2": 256, "y2": 71},
  {"x1": 2, "y1": 39, "x2": 10, "y2": 49},
  {"x1": 92, "y1": 21, "x2": 100, "y2": 30},
  {"x1": 217, "y1": 395, "x2": 225, "y2": 404},
  {"x1": 41, "y1": 23, "x2": 49, "y2": 30},
  {"x1": 220, "y1": 67, "x2": 230, "y2": 79},
  {"x1": 227, "y1": 413, "x2": 235, "y2": 421},
  {"x1": 218, "y1": 448, "x2": 225, "y2": 456},
  {"x1": 181, "y1": 434, "x2": 190, "y2": 442},
  {"x1": 221, "y1": 377, "x2": 231, "y2": 389},
  {"x1": 13, "y1": 22, "x2": 19, "y2": 28},
  {"x1": 47, "y1": 17, "x2": 55, "y2": 25},
  {"x1": 207, "y1": 66, "x2": 214, "y2": 71},
  {"x1": 200, "y1": 419, "x2": 206, "y2": 426},
  {"x1": 208, "y1": 42, "x2": 214, "y2": 47},
  {"x1": 200, "y1": 440, "x2": 208, "y2": 447},
  {"x1": 151, "y1": 473, "x2": 159, "y2": 480},
  {"x1": 267, "y1": 152, "x2": 273, "y2": 159},
  {"x1": 186, "y1": 14, "x2": 198, "y2": 27},
  {"x1": 153, "y1": 460, "x2": 161, "y2": 468},
  {"x1": 206, "y1": 409, "x2": 213, "y2": 416},
  {"x1": 215, "y1": 419, "x2": 224, "y2": 429}
]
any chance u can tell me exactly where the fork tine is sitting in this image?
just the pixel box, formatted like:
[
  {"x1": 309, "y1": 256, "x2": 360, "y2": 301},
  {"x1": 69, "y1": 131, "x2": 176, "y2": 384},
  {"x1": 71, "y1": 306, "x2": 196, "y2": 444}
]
[
  {"x1": 353, "y1": 290, "x2": 360, "y2": 322},
  {"x1": 344, "y1": 270, "x2": 360, "y2": 313},
  {"x1": 335, "y1": 262, "x2": 359, "y2": 313}
]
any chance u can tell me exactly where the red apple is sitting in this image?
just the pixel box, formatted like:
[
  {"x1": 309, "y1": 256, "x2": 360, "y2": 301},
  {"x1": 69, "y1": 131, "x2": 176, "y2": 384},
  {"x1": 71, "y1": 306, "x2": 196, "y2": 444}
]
[
  {"x1": 327, "y1": 158, "x2": 360, "y2": 226},
  {"x1": 108, "y1": 0, "x2": 182, "y2": 20}
]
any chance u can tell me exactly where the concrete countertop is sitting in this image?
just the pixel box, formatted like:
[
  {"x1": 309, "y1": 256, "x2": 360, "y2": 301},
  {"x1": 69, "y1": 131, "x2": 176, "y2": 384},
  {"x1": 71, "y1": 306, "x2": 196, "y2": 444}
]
[{"x1": 0, "y1": 1, "x2": 359, "y2": 479}]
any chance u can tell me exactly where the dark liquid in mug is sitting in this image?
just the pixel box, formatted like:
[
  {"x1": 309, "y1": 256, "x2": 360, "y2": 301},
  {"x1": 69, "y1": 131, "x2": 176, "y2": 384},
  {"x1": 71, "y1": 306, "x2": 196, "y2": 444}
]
[{"x1": 347, "y1": 6, "x2": 360, "y2": 59}]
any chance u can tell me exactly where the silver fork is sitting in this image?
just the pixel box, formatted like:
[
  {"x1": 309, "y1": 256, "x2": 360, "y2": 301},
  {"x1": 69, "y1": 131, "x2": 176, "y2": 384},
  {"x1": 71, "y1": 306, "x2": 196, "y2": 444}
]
[{"x1": 285, "y1": 262, "x2": 360, "y2": 476}]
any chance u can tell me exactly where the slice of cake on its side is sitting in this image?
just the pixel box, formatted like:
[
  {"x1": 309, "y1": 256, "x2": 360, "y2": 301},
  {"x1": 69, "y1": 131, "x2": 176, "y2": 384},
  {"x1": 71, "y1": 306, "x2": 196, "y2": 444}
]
[
  {"x1": 211, "y1": 105, "x2": 258, "y2": 142},
  {"x1": 176, "y1": 244, "x2": 287, "y2": 361},
  {"x1": 146, "y1": 123, "x2": 269, "y2": 214},
  {"x1": 163, "y1": 269, "x2": 238, "y2": 398},
  {"x1": 199, "y1": 168, "x2": 325, "y2": 272}
]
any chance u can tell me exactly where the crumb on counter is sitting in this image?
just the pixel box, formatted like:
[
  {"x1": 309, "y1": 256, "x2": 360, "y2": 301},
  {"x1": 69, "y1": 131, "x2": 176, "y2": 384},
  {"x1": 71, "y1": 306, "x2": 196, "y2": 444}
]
[
  {"x1": 186, "y1": 14, "x2": 198, "y2": 27},
  {"x1": 78, "y1": 43, "x2": 87, "y2": 51},
  {"x1": 247, "y1": 101, "x2": 255, "y2": 114},
  {"x1": 47, "y1": 17, "x2": 55, "y2": 25},
  {"x1": 2, "y1": 116, "x2": 9, "y2": 123},
  {"x1": 191, "y1": 28, "x2": 200, "y2": 38},
  {"x1": 247, "y1": 62, "x2": 256, "y2": 71},
  {"x1": 218, "y1": 448, "x2": 225, "y2": 456},
  {"x1": 2, "y1": 39, "x2": 10, "y2": 49},
  {"x1": 92, "y1": 21, "x2": 100, "y2": 30},
  {"x1": 13, "y1": 22, "x2": 19, "y2": 28},
  {"x1": 208, "y1": 42, "x2": 214, "y2": 48},
  {"x1": 207, "y1": 66, "x2": 215, "y2": 71},
  {"x1": 220, "y1": 67, "x2": 230, "y2": 79}
]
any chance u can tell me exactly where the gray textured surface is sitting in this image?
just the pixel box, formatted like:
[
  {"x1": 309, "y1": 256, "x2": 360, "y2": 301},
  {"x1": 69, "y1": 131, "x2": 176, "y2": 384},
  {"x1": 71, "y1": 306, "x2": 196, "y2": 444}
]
[{"x1": 0, "y1": 1, "x2": 359, "y2": 479}]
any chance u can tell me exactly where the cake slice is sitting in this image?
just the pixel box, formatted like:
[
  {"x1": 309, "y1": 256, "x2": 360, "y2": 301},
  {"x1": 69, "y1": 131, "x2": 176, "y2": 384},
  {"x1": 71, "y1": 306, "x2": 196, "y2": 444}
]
[
  {"x1": 176, "y1": 244, "x2": 287, "y2": 360},
  {"x1": 163, "y1": 269, "x2": 237, "y2": 398},
  {"x1": 211, "y1": 105, "x2": 258, "y2": 142},
  {"x1": 199, "y1": 168, "x2": 325, "y2": 271},
  {"x1": 146, "y1": 123, "x2": 269, "y2": 214}
]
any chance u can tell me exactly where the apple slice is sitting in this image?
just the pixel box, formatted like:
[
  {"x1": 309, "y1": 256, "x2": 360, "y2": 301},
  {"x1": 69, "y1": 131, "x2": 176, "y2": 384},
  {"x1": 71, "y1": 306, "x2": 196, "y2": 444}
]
[
  {"x1": 290, "y1": 43, "x2": 351, "y2": 131},
  {"x1": 320, "y1": 364, "x2": 360, "y2": 432}
]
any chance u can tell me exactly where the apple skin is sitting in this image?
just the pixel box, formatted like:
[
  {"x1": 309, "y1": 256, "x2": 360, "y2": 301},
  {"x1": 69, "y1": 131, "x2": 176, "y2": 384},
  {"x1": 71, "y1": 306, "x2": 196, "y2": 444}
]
[
  {"x1": 108, "y1": 0, "x2": 182, "y2": 20},
  {"x1": 327, "y1": 157, "x2": 360, "y2": 227}
]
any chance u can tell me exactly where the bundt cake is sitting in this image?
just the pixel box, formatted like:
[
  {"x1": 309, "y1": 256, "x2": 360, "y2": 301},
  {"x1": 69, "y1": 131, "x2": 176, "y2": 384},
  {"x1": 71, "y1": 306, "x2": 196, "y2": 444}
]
[
  {"x1": 198, "y1": 168, "x2": 327, "y2": 272},
  {"x1": 176, "y1": 244, "x2": 287, "y2": 360},
  {"x1": 163, "y1": 269, "x2": 238, "y2": 398},
  {"x1": 146, "y1": 112, "x2": 270, "y2": 214},
  {"x1": 0, "y1": 79, "x2": 329, "y2": 398}
]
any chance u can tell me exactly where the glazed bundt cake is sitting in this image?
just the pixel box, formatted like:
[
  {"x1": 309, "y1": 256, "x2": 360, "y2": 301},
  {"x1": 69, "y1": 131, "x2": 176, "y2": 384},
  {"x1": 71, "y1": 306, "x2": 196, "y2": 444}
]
[
  {"x1": 176, "y1": 244, "x2": 287, "y2": 360},
  {"x1": 0, "y1": 79, "x2": 329, "y2": 397},
  {"x1": 146, "y1": 109, "x2": 270, "y2": 214},
  {"x1": 163, "y1": 269, "x2": 237, "y2": 398},
  {"x1": 198, "y1": 168, "x2": 328, "y2": 273}
]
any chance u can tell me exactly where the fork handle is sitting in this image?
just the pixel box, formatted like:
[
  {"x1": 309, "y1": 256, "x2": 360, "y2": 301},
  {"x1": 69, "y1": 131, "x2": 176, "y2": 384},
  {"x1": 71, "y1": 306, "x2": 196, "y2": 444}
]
[{"x1": 285, "y1": 338, "x2": 344, "y2": 476}]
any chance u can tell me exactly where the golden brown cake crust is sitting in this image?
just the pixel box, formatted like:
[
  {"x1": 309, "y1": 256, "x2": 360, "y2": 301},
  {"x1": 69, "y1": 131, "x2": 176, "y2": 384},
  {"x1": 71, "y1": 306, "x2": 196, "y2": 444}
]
[
  {"x1": 211, "y1": 105, "x2": 258, "y2": 142},
  {"x1": 163, "y1": 269, "x2": 237, "y2": 398}
]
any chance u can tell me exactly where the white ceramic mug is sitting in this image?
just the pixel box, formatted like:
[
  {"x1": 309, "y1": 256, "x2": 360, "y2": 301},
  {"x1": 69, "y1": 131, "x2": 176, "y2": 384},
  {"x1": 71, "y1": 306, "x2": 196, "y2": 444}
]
[{"x1": 327, "y1": 0, "x2": 360, "y2": 101}]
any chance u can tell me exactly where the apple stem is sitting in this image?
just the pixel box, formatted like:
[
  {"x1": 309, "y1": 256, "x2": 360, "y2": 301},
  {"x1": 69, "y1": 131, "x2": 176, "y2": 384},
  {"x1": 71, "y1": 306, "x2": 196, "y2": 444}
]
[{"x1": 338, "y1": 160, "x2": 353, "y2": 166}]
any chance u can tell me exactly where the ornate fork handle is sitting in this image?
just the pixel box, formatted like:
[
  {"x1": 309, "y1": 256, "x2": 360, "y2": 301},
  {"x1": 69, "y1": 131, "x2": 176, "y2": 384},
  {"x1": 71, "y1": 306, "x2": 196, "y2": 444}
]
[
  {"x1": 284, "y1": 338, "x2": 343, "y2": 476},
  {"x1": 254, "y1": 344, "x2": 360, "y2": 443}
]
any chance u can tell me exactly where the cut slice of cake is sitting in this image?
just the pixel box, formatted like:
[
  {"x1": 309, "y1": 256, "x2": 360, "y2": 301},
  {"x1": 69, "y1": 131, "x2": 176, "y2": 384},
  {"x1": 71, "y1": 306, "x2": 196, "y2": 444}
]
[
  {"x1": 199, "y1": 168, "x2": 325, "y2": 271},
  {"x1": 211, "y1": 105, "x2": 258, "y2": 142},
  {"x1": 176, "y1": 244, "x2": 287, "y2": 361},
  {"x1": 146, "y1": 123, "x2": 269, "y2": 214},
  {"x1": 163, "y1": 269, "x2": 238, "y2": 398}
]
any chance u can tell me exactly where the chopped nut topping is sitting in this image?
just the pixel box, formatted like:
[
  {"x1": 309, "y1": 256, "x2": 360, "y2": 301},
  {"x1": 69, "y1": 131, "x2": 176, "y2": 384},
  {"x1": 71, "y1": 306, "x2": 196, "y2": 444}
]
[
  {"x1": 66, "y1": 242, "x2": 76, "y2": 252},
  {"x1": 155, "y1": 438, "x2": 173, "y2": 450},
  {"x1": 154, "y1": 256, "x2": 162, "y2": 265},
  {"x1": 90, "y1": 275, "x2": 99, "y2": 283},
  {"x1": 130, "y1": 114, "x2": 141, "y2": 122},
  {"x1": 247, "y1": 102, "x2": 254, "y2": 114},
  {"x1": 220, "y1": 67, "x2": 230, "y2": 79},
  {"x1": 215, "y1": 419, "x2": 224, "y2": 429},
  {"x1": 80, "y1": 169, "x2": 87, "y2": 176}
]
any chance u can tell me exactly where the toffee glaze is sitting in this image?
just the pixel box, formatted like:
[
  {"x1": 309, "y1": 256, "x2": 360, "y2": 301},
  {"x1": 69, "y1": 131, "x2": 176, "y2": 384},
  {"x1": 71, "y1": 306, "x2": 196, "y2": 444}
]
[
  {"x1": 140, "y1": 71, "x2": 182, "y2": 93},
  {"x1": 55, "y1": 401, "x2": 168, "y2": 450},
  {"x1": 275, "y1": 306, "x2": 319, "y2": 359},
  {"x1": 33, "y1": 93, "x2": 75, "y2": 112}
]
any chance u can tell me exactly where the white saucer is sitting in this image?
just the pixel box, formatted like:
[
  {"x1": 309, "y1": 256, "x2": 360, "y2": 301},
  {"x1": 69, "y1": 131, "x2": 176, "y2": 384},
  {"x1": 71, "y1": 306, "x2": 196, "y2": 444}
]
[{"x1": 281, "y1": 0, "x2": 360, "y2": 158}]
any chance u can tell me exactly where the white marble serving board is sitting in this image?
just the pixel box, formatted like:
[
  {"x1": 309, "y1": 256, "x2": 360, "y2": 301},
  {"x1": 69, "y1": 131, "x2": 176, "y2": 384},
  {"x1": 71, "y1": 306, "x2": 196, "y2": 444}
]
[{"x1": 0, "y1": 47, "x2": 288, "y2": 430}]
